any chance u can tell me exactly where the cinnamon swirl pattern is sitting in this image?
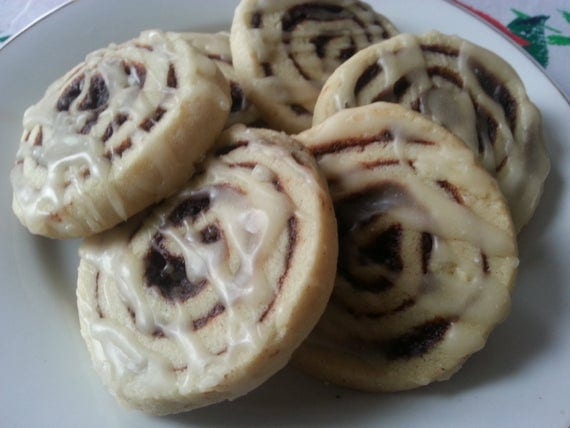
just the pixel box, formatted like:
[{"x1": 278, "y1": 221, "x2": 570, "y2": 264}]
[
  {"x1": 295, "y1": 103, "x2": 519, "y2": 391},
  {"x1": 230, "y1": 0, "x2": 398, "y2": 133},
  {"x1": 313, "y1": 32, "x2": 550, "y2": 231},
  {"x1": 77, "y1": 126, "x2": 338, "y2": 414},
  {"x1": 178, "y1": 32, "x2": 262, "y2": 127},
  {"x1": 10, "y1": 30, "x2": 230, "y2": 238}
]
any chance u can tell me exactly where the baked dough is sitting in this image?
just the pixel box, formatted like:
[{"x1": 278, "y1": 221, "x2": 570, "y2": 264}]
[
  {"x1": 295, "y1": 103, "x2": 518, "y2": 391},
  {"x1": 11, "y1": 30, "x2": 230, "y2": 238},
  {"x1": 77, "y1": 125, "x2": 338, "y2": 414}
]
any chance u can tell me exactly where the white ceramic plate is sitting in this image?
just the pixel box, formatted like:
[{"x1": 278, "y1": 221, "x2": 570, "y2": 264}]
[{"x1": 1, "y1": 0, "x2": 569, "y2": 426}]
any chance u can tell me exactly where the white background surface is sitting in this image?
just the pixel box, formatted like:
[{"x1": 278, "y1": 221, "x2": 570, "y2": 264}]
[{"x1": 0, "y1": 0, "x2": 569, "y2": 426}]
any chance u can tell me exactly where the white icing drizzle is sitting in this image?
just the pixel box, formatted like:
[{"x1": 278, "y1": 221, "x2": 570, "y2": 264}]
[
  {"x1": 79, "y1": 136, "x2": 318, "y2": 398},
  {"x1": 11, "y1": 30, "x2": 228, "y2": 237}
]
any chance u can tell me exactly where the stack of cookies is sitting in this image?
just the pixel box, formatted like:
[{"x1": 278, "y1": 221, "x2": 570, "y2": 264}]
[{"x1": 10, "y1": 0, "x2": 550, "y2": 416}]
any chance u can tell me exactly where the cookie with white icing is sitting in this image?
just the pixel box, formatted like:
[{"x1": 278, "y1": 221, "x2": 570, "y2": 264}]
[
  {"x1": 313, "y1": 31, "x2": 550, "y2": 231},
  {"x1": 11, "y1": 30, "x2": 231, "y2": 239},
  {"x1": 178, "y1": 32, "x2": 262, "y2": 127},
  {"x1": 77, "y1": 125, "x2": 338, "y2": 414},
  {"x1": 230, "y1": 0, "x2": 398, "y2": 133},
  {"x1": 294, "y1": 102, "x2": 518, "y2": 392}
]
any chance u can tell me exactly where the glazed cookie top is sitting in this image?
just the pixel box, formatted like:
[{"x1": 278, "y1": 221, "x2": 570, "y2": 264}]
[
  {"x1": 313, "y1": 32, "x2": 550, "y2": 231},
  {"x1": 77, "y1": 125, "x2": 338, "y2": 414},
  {"x1": 230, "y1": 0, "x2": 398, "y2": 133},
  {"x1": 11, "y1": 30, "x2": 230, "y2": 238},
  {"x1": 295, "y1": 103, "x2": 518, "y2": 391}
]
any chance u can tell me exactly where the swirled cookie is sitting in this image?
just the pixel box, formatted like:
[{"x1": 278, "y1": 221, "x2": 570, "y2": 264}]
[
  {"x1": 77, "y1": 125, "x2": 338, "y2": 414},
  {"x1": 11, "y1": 30, "x2": 231, "y2": 239},
  {"x1": 230, "y1": 0, "x2": 398, "y2": 133},
  {"x1": 178, "y1": 32, "x2": 262, "y2": 127},
  {"x1": 313, "y1": 31, "x2": 550, "y2": 231},
  {"x1": 294, "y1": 103, "x2": 518, "y2": 391}
]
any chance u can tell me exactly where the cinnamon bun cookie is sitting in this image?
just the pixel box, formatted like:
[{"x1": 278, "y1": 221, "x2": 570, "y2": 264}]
[
  {"x1": 230, "y1": 0, "x2": 398, "y2": 133},
  {"x1": 77, "y1": 125, "x2": 338, "y2": 414},
  {"x1": 11, "y1": 30, "x2": 230, "y2": 239},
  {"x1": 178, "y1": 32, "x2": 262, "y2": 127},
  {"x1": 295, "y1": 103, "x2": 518, "y2": 391},
  {"x1": 313, "y1": 31, "x2": 550, "y2": 231}
]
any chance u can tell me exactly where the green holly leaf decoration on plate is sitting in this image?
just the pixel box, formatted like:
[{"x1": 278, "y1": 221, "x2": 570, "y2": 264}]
[{"x1": 508, "y1": 9, "x2": 570, "y2": 67}]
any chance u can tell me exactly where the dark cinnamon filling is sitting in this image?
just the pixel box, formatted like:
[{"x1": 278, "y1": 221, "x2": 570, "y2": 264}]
[
  {"x1": 335, "y1": 184, "x2": 412, "y2": 293},
  {"x1": 200, "y1": 224, "x2": 221, "y2": 244},
  {"x1": 139, "y1": 107, "x2": 167, "y2": 131},
  {"x1": 310, "y1": 130, "x2": 393, "y2": 157},
  {"x1": 311, "y1": 34, "x2": 334, "y2": 58},
  {"x1": 281, "y1": 4, "x2": 353, "y2": 32},
  {"x1": 341, "y1": 270, "x2": 394, "y2": 293},
  {"x1": 94, "y1": 272, "x2": 104, "y2": 319},
  {"x1": 230, "y1": 81, "x2": 248, "y2": 113},
  {"x1": 261, "y1": 62, "x2": 273, "y2": 77},
  {"x1": 193, "y1": 303, "x2": 226, "y2": 330},
  {"x1": 152, "y1": 328, "x2": 166, "y2": 338},
  {"x1": 215, "y1": 140, "x2": 250, "y2": 156},
  {"x1": 102, "y1": 112, "x2": 129, "y2": 143},
  {"x1": 80, "y1": 166, "x2": 91, "y2": 179},
  {"x1": 420, "y1": 43, "x2": 459, "y2": 57},
  {"x1": 207, "y1": 53, "x2": 232, "y2": 65},
  {"x1": 229, "y1": 161, "x2": 256, "y2": 170},
  {"x1": 360, "y1": 224, "x2": 403, "y2": 272},
  {"x1": 291, "y1": 151, "x2": 308, "y2": 167},
  {"x1": 421, "y1": 232, "x2": 433, "y2": 274},
  {"x1": 332, "y1": 294, "x2": 415, "y2": 319},
  {"x1": 354, "y1": 62, "x2": 382, "y2": 95},
  {"x1": 80, "y1": 115, "x2": 98, "y2": 135},
  {"x1": 290, "y1": 103, "x2": 311, "y2": 116},
  {"x1": 476, "y1": 106, "x2": 499, "y2": 154},
  {"x1": 436, "y1": 180, "x2": 463, "y2": 204},
  {"x1": 144, "y1": 233, "x2": 207, "y2": 302},
  {"x1": 372, "y1": 76, "x2": 410, "y2": 103},
  {"x1": 481, "y1": 252, "x2": 490, "y2": 274},
  {"x1": 410, "y1": 98, "x2": 421, "y2": 112},
  {"x1": 78, "y1": 73, "x2": 109, "y2": 111},
  {"x1": 496, "y1": 155, "x2": 508, "y2": 173},
  {"x1": 384, "y1": 317, "x2": 452, "y2": 359},
  {"x1": 361, "y1": 159, "x2": 400, "y2": 169},
  {"x1": 167, "y1": 63, "x2": 177, "y2": 88},
  {"x1": 427, "y1": 66, "x2": 463, "y2": 88},
  {"x1": 408, "y1": 139, "x2": 436, "y2": 146},
  {"x1": 123, "y1": 61, "x2": 147, "y2": 87},
  {"x1": 168, "y1": 193, "x2": 211, "y2": 226},
  {"x1": 57, "y1": 74, "x2": 85, "y2": 111},
  {"x1": 471, "y1": 60, "x2": 517, "y2": 129},
  {"x1": 104, "y1": 137, "x2": 132, "y2": 160},
  {"x1": 251, "y1": 11, "x2": 262, "y2": 28},
  {"x1": 337, "y1": 38, "x2": 356, "y2": 62},
  {"x1": 291, "y1": 55, "x2": 311, "y2": 80},
  {"x1": 281, "y1": 3, "x2": 374, "y2": 80}
]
